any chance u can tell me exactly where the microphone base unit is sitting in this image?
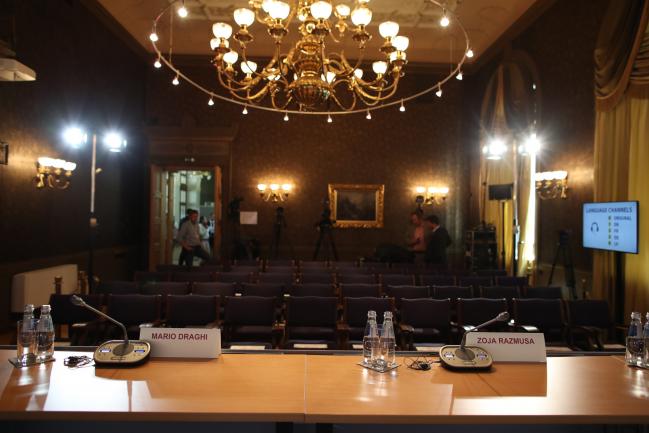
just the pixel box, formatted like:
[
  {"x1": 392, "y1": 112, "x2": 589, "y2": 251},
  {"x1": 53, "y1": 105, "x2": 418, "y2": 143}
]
[
  {"x1": 93, "y1": 340, "x2": 151, "y2": 367},
  {"x1": 438, "y1": 345, "x2": 493, "y2": 371}
]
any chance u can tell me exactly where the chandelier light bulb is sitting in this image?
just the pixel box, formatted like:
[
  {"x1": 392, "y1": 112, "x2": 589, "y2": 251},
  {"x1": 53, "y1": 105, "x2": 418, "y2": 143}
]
[
  {"x1": 63, "y1": 127, "x2": 87, "y2": 147},
  {"x1": 325, "y1": 71, "x2": 336, "y2": 84},
  {"x1": 282, "y1": 184, "x2": 292, "y2": 192},
  {"x1": 379, "y1": 21, "x2": 399, "y2": 39},
  {"x1": 440, "y1": 13, "x2": 450, "y2": 28},
  {"x1": 153, "y1": 57, "x2": 162, "y2": 69},
  {"x1": 268, "y1": 1, "x2": 290, "y2": 20},
  {"x1": 310, "y1": 1, "x2": 333, "y2": 20},
  {"x1": 257, "y1": 183, "x2": 267, "y2": 192},
  {"x1": 208, "y1": 96, "x2": 214, "y2": 106},
  {"x1": 436, "y1": 86, "x2": 443, "y2": 98},
  {"x1": 270, "y1": 183, "x2": 279, "y2": 191},
  {"x1": 177, "y1": 5, "x2": 188, "y2": 18},
  {"x1": 389, "y1": 51, "x2": 406, "y2": 63},
  {"x1": 351, "y1": 6, "x2": 372, "y2": 26},
  {"x1": 241, "y1": 60, "x2": 258, "y2": 74},
  {"x1": 104, "y1": 131, "x2": 126, "y2": 152},
  {"x1": 456, "y1": 71, "x2": 463, "y2": 80},
  {"x1": 149, "y1": 32, "x2": 159, "y2": 42},
  {"x1": 242, "y1": 105, "x2": 248, "y2": 115},
  {"x1": 222, "y1": 50, "x2": 239, "y2": 65},
  {"x1": 372, "y1": 61, "x2": 388, "y2": 75},
  {"x1": 354, "y1": 68, "x2": 363, "y2": 79},
  {"x1": 467, "y1": 48, "x2": 474, "y2": 58},
  {"x1": 392, "y1": 35, "x2": 409, "y2": 51},
  {"x1": 172, "y1": 74, "x2": 180, "y2": 86},
  {"x1": 327, "y1": 114, "x2": 333, "y2": 123},
  {"x1": 399, "y1": 100, "x2": 406, "y2": 112},
  {"x1": 261, "y1": 0, "x2": 274, "y2": 13},
  {"x1": 366, "y1": 110, "x2": 372, "y2": 120},
  {"x1": 284, "y1": 112, "x2": 289, "y2": 121},
  {"x1": 234, "y1": 8, "x2": 255, "y2": 27},
  {"x1": 335, "y1": 4, "x2": 351, "y2": 18},
  {"x1": 212, "y1": 22, "x2": 233, "y2": 39}
]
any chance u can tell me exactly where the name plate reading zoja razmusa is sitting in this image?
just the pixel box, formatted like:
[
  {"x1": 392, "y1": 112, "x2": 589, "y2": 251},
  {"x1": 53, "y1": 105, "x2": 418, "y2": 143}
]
[
  {"x1": 465, "y1": 332, "x2": 546, "y2": 362},
  {"x1": 139, "y1": 327, "x2": 221, "y2": 359}
]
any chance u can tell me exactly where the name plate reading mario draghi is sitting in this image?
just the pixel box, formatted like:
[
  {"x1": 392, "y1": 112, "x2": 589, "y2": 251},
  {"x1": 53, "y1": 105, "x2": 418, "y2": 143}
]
[
  {"x1": 465, "y1": 332, "x2": 546, "y2": 362},
  {"x1": 139, "y1": 328, "x2": 221, "y2": 359}
]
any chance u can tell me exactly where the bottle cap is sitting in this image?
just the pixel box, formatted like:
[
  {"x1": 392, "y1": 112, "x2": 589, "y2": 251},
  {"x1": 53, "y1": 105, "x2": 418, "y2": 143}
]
[
  {"x1": 24, "y1": 304, "x2": 34, "y2": 313},
  {"x1": 367, "y1": 310, "x2": 376, "y2": 318},
  {"x1": 631, "y1": 311, "x2": 641, "y2": 320},
  {"x1": 384, "y1": 311, "x2": 393, "y2": 319},
  {"x1": 41, "y1": 305, "x2": 51, "y2": 314}
]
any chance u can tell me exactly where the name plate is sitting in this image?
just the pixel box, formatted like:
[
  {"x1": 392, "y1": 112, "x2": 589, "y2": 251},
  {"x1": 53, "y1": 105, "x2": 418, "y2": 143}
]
[
  {"x1": 139, "y1": 327, "x2": 221, "y2": 359},
  {"x1": 465, "y1": 332, "x2": 546, "y2": 362}
]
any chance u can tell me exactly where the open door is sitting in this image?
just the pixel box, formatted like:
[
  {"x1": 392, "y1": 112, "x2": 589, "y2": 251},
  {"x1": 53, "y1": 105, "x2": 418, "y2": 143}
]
[
  {"x1": 214, "y1": 166, "x2": 223, "y2": 257},
  {"x1": 148, "y1": 164, "x2": 168, "y2": 271}
]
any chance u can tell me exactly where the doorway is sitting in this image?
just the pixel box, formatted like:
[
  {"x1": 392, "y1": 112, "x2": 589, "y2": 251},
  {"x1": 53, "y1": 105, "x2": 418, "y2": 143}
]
[{"x1": 149, "y1": 165, "x2": 222, "y2": 270}]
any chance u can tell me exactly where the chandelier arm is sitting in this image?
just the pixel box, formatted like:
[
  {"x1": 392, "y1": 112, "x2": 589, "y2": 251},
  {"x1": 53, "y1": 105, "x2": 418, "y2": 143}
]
[
  {"x1": 328, "y1": 81, "x2": 358, "y2": 111},
  {"x1": 215, "y1": 68, "x2": 261, "y2": 93},
  {"x1": 270, "y1": 89, "x2": 293, "y2": 110}
]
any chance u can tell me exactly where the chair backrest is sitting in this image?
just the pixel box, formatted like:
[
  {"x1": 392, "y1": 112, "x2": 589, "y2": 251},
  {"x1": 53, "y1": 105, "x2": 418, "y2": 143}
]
[
  {"x1": 337, "y1": 274, "x2": 376, "y2": 284},
  {"x1": 340, "y1": 284, "x2": 381, "y2": 298},
  {"x1": 241, "y1": 283, "x2": 285, "y2": 298},
  {"x1": 384, "y1": 285, "x2": 430, "y2": 307},
  {"x1": 481, "y1": 285, "x2": 520, "y2": 300},
  {"x1": 156, "y1": 264, "x2": 189, "y2": 273},
  {"x1": 343, "y1": 297, "x2": 394, "y2": 327},
  {"x1": 476, "y1": 269, "x2": 507, "y2": 278},
  {"x1": 256, "y1": 273, "x2": 295, "y2": 286},
  {"x1": 198, "y1": 265, "x2": 222, "y2": 273},
  {"x1": 381, "y1": 274, "x2": 416, "y2": 287},
  {"x1": 231, "y1": 260, "x2": 260, "y2": 267},
  {"x1": 419, "y1": 275, "x2": 456, "y2": 287},
  {"x1": 265, "y1": 259, "x2": 295, "y2": 267},
  {"x1": 299, "y1": 261, "x2": 330, "y2": 269},
  {"x1": 165, "y1": 295, "x2": 219, "y2": 327},
  {"x1": 214, "y1": 272, "x2": 252, "y2": 284},
  {"x1": 496, "y1": 276, "x2": 529, "y2": 288},
  {"x1": 192, "y1": 282, "x2": 237, "y2": 298},
  {"x1": 513, "y1": 298, "x2": 565, "y2": 330},
  {"x1": 229, "y1": 265, "x2": 261, "y2": 274},
  {"x1": 171, "y1": 272, "x2": 214, "y2": 283},
  {"x1": 107, "y1": 294, "x2": 161, "y2": 325},
  {"x1": 262, "y1": 266, "x2": 297, "y2": 274},
  {"x1": 223, "y1": 296, "x2": 276, "y2": 326},
  {"x1": 49, "y1": 294, "x2": 104, "y2": 325},
  {"x1": 457, "y1": 298, "x2": 509, "y2": 328},
  {"x1": 286, "y1": 296, "x2": 338, "y2": 327},
  {"x1": 141, "y1": 282, "x2": 190, "y2": 296},
  {"x1": 525, "y1": 286, "x2": 563, "y2": 299},
  {"x1": 457, "y1": 276, "x2": 493, "y2": 291},
  {"x1": 400, "y1": 298, "x2": 451, "y2": 329},
  {"x1": 433, "y1": 285, "x2": 473, "y2": 300},
  {"x1": 567, "y1": 300, "x2": 612, "y2": 328},
  {"x1": 96, "y1": 280, "x2": 139, "y2": 295},
  {"x1": 331, "y1": 260, "x2": 359, "y2": 268},
  {"x1": 299, "y1": 273, "x2": 335, "y2": 284},
  {"x1": 289, "y1": 284, "x2": 336, "y2": 297},
  {"x1": 134, "y1": 271, "x2": 170, "y2": 284}
]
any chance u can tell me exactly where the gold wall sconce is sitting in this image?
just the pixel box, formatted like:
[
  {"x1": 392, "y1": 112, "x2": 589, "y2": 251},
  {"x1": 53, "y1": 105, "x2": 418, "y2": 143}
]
[
  {"x1": 257, "y1": 183, "x2": 292, "y2": 202},
  {"x1": 415, "y1": 186, "x2": 449, "y2": 208},
  {"x1": 534, "y1": 171, "x2": 568, "y2": 199},
  {"x1": 35, "y1": 157, "x2": 76, "y2": 189}
]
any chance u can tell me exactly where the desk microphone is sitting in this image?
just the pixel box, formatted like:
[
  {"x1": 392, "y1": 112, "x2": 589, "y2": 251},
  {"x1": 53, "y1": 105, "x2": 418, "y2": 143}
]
[
  {"x1": 71, "y1": 295, "x2": 150, "y2": 367},
  {"x1": 439, "y1": 311, "x2": 509, "y2": 371}
]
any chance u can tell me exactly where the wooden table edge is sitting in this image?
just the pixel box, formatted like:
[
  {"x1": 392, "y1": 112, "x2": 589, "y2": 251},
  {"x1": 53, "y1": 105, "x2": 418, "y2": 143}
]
[{"x1": 0, "y1": 411, "x2": 305, "y2": 423}]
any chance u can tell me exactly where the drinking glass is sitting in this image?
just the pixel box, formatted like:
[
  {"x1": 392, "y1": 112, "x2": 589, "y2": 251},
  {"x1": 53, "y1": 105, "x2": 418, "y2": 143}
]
[{"x1": 17, "y1": 319, "x2": 37, "y2": 366}]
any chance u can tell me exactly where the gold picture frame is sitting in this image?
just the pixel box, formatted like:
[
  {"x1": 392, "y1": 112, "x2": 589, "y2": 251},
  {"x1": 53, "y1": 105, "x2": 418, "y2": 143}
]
[{"x1": 328, "y1": 183, "x2": 385, "y2": 228}]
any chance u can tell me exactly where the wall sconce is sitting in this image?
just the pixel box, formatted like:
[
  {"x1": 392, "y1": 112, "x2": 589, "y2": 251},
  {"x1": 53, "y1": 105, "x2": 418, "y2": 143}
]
[
  {"x1": 415, "y1": 186, "x2": 449, "y2": 208},
  {"x1": 257, "y1": 183, "x2": 292, "y2": 202},
  {"x1": 35, "y1": 157, "x2": 76, "y2": 189},
  {"x1": 534, "y1": 171, "x2": 568, "y2": 199}
]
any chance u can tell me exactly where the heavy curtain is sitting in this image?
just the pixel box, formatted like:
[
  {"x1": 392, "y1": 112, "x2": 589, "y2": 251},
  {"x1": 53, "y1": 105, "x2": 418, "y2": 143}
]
[{"x1": 592, "y1": 0, "x2": 649, "y2": 316}]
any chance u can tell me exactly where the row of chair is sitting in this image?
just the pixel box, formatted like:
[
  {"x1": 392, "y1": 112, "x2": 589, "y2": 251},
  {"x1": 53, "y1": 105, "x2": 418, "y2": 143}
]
[
  {"x1": 133, "y1": 271, "x2": 532, "y2": 291},
  {"x1": 49, "y1": 291, "x2": 621, "y2": 352}
]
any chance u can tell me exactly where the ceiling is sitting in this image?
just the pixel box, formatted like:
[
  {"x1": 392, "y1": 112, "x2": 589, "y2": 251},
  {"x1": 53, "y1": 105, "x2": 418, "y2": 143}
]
[{"x1": 98, "y1": 0, "x2": 539, "y2": 64}]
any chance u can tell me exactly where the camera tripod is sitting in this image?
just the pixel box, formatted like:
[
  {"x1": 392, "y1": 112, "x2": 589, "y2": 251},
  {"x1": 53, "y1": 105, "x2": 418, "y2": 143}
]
[
  {"x1": 548, "y1": 230, "x2": 576, "y2": 299},
  {"x1": 270, "y1": 207, "x2": 294, "y2": 259},
  {"x1": 313, "y1": 222, "x2": 338, "y2": 261}
]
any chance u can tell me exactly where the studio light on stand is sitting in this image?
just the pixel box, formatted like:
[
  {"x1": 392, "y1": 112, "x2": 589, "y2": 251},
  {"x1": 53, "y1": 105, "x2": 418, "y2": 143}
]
[{"x1": 63, "y1": 126, "x2": 126, "y2": 292}]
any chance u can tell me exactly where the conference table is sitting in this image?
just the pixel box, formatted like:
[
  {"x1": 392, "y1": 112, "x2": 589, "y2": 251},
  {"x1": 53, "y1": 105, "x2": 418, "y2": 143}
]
[{"x1": 0, "y1": 348, "x2": 648, "y2": 432}]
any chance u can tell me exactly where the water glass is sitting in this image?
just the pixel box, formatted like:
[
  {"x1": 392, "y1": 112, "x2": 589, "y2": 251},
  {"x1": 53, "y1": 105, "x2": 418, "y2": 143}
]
[{"x1": 17, "y1": 319, "x2": 37, "y2": 366}]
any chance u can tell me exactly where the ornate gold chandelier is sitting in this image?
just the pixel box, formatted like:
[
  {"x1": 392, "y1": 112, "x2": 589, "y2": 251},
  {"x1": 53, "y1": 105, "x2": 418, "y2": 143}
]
[{"x1": 150, "y1": 0, "x2": 472, "y2": 118}]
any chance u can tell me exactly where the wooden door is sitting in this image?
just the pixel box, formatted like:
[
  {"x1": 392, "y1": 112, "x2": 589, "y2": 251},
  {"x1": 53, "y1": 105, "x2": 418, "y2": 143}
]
[
  {"x1": 148, "y1": 165, "x2": 168, "y2": 271},
  {"x1": 214, "y1": 166, "x2": 223, "y2": 257}
]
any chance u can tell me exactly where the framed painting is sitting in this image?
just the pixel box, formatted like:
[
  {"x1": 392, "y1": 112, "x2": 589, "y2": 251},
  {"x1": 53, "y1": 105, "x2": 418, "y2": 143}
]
[{"x1": 328, "y1": 183, "x2": 384, "y2": 228}]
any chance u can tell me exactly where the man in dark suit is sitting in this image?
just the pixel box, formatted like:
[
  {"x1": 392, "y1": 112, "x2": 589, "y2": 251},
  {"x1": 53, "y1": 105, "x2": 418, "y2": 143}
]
[{"x1": 424, "y1": 215, "x2": 452, "y2": 266}]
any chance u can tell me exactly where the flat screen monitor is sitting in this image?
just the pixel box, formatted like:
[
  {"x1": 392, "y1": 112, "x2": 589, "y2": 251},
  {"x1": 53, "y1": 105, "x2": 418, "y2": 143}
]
[{"x1": 583, "y1": 201, "x2": 638, "y2": 254}]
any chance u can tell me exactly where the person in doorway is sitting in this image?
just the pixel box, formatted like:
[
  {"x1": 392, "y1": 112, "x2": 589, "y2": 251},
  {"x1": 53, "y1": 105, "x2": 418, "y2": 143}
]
[
  {"x1": 177, "y1": 209, "x2": 194, "y2": 266},
  {"x1": 406, "y1": 211, "x2": 426, "y2": 265},
  {"x1": 199, "y1": 216, "x2": 211, "y2": 256},
  {"x1": 424, "y1": 215, "x2": 452, "y2": 267},
  {"x1": 177, "y1": 210, "x2": 210, "y2": 267}
]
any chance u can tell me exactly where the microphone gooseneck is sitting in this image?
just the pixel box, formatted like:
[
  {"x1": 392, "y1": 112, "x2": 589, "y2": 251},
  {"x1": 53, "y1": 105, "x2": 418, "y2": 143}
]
[
  {"x1": 459, "y1": 311, "x2": 510, "y2": 351},
  {"x1": 70, "y1": 295, "x2": 130, "y2": 348}
]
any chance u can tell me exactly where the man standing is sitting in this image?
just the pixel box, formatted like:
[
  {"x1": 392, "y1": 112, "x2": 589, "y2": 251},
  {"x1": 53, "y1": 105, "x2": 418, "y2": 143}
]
[
  {"x1": 407, "y1": 211, "x2": 426, "y2": 265},
  {"x1": 424, "y1": 215, "x2": 452, "y2": 267},
  {"x1": 177, "y1": 210, "x2": 211, "y2": 267}
]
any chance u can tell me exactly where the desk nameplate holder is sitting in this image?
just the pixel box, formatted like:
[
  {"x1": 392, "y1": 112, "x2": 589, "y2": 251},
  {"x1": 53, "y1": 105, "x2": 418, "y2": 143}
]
[
  {"x1": 358, "y1": 360, "x2": 400, "y2": 373},
  {"x1": 9, "y1": 356, "x2": 56, "y2": 369}
]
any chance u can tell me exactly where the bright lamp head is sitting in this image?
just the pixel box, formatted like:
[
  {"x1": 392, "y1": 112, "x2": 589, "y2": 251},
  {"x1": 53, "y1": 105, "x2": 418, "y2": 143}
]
[
  {"x1": 392, "y1": 35, "x2": 409, "y2": 51},
  {"x1": 234, "y1": 8, "x2": 255, "y2": 27},
  {"x1": 241, "y1": 61, "x2": 257, "y2": 74},
  {"x1": 103, "y1": 132, "x2": 127, "y2": 153},
  {"x1": 372, "y1": 61, "x2": 388, "y2": 75},
  {"x1": 310, "y1": 1, "x2": 333, "y2": 20},
  {"x1": 223, "y1": 50, "x2": 239, "y2": 65},
  {"x1": 268, "y1": 1, "x2": 290, "y2": 20},
  {"x1": 335, "y1": 4, "x2": 350, "y2": 17},
  {"x1": 212, "y1": 22, "x2": 233, "y2": 39},
  {"x1": 63, "y1": 127, "x2": 88, "y2": 148},
  {"x1": 351, "y1": 6, "x2": 372, "y2": 26},
  {"x1": 379, "y1": 21, "x2": 399, "y2": 39}
]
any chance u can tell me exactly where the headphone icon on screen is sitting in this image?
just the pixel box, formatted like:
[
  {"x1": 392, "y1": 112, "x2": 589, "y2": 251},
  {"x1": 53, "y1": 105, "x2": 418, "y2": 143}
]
[{"x1": 590, "y1": 222, "x2": 600, "y2": 233}]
